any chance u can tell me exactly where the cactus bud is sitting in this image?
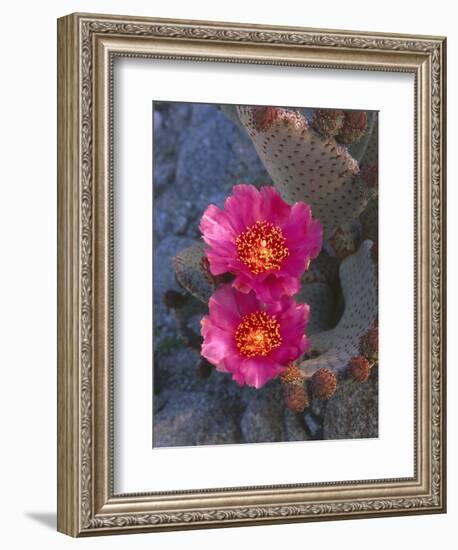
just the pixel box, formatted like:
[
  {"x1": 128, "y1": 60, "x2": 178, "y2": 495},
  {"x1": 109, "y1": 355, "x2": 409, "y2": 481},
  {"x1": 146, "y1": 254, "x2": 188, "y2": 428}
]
[
  {"x1": 360, "y1": 162, "x2": 378, "y2": 188},
  {"x1": 285, "y1": 384, "x2": 309, "y2": 412},
  {"x1": 349, "y1": 355, "x2": 371, "y2": 382},
  {"x1": 360, "y1": 325, "x2": 378, "y2": 362},
  {"x1": 337, "y1": 111, "x2": 368, "y2": 145},
  {"x1": 310, "y1": 368, "x2": 337, "y2": 399},
  {"x1": 280, "y1": 362, "x2": 304, "y2": 385},
  {"x1": 163, "y1": 289, "x2": 188, "y2": 309},
  {"x1": 251, "y1": 106, "x2": 281, "y2": 132},
  {"x1": 313, "y1": 108, "x2": 345, "y2": 138},
  {"x1": 281, "y1": 363, "x2": 309, "y2": 412}
]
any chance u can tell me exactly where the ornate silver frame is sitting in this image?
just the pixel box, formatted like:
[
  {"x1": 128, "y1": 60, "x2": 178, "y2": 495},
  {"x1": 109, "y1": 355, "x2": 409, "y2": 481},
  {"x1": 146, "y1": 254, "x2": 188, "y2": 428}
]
[{"x1": 57, "y1": 12, "x2": 446, "y2": 536}]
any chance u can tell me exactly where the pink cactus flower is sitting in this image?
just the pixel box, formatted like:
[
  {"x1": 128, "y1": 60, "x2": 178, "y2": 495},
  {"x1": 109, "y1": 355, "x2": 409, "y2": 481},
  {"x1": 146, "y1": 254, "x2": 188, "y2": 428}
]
[
  {"x1": 199, "y1": 184, "x2": 322, "y2": 302},
  {"x1": 200, "y1": 284, "x2": 310, "y2": 389}
]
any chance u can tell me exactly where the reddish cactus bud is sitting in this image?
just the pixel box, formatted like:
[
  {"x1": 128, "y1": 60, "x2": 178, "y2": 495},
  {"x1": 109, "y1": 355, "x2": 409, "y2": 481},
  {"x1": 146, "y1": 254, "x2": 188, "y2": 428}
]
[
  {"x1": 280, "y1": 362, "x2": 304, "y2": 385},
  {"x1": 313, "y1": 108, "x2": 345, "y2": 138},
  {"x1": 337, "y1": 111, "x2": 368, "y2": 145},
  {"x1": 349, "y1": 355, "x2": 371, "y2": 382},
  {"x1": 285, "y1": 384, "x2": 309, "y2": 412},
  {"x1": 361, "y1": 325, "x2": 378, "y2": 361},
  {"x1": 251, "y1": 107, "x2": 281, "y2": 132},
  {"x1": 360, "y1": 162, "x2": 378, "y2": 188},
  {"x1": 163, "y1": 289, "x2": 188, "y2": 309},
  {"x1": 281, "y1": 364, "x2": 309, "y2": 412},
  {"x1": 310, "y1": 368, "x2": 337, "y2": 399}
]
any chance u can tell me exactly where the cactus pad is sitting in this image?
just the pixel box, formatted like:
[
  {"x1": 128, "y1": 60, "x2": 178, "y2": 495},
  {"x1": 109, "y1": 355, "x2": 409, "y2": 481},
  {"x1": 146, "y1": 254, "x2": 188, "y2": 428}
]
[
  {"x1": 300, "y1": 240, "x2": 378, "y2": 379},
  {"x1": 237, "y1": 105, "x2": 376, "y2": 238},
  {"x1": 172, "y1": 242, "x2": 215, "y2": 303},
  {"x1": 301, "y1": 252, "x2": 339, "y2": 286}
]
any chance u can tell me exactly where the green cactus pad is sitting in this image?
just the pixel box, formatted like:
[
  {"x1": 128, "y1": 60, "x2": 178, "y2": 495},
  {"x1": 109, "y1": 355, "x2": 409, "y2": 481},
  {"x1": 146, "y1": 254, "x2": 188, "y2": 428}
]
[
  {"x1": 172, "y1": 242, "x2": 215, "y2": 303},
  {"x1": 300, "y1": 240, "x2": 378, "y2": 379},
  {"x1": 236, "y1": 106, "x2": 375, "y2": 238}
]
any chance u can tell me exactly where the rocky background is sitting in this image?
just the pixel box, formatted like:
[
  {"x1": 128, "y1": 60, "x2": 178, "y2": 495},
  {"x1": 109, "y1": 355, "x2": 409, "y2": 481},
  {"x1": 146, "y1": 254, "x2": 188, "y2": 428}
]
[{"x1": 153, "y1": 102, "x2": 378, "y2": 447}]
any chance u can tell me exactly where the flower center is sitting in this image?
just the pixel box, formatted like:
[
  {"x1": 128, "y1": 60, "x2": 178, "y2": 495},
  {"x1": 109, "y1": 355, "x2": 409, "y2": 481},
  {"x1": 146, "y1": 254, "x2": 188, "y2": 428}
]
[
  {"x1": 236, "y1": 220, "x2": 289, "y2": 274},
  {"x1": 235, "y1": 311, "x2": 282, "y2": 357}
]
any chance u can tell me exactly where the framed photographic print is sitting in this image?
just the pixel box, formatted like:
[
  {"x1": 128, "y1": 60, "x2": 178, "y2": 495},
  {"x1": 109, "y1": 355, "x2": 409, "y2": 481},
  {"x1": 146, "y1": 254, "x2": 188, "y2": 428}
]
[{"x1": 57, "y1": 13, "x2": 446, "y2": 536}]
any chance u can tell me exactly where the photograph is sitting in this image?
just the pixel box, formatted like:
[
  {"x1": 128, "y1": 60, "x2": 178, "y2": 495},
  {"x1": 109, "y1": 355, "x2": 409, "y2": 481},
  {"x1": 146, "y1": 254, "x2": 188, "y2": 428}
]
[{"x1": 153, "y1": 101, "x2": 379, "y2": 448}]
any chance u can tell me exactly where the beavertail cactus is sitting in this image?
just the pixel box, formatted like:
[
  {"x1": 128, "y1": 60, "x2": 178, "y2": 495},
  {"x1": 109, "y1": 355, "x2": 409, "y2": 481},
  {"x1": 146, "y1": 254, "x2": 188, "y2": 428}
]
[
  {"x1": 299, "y1": 240, "x2": 378, "y2": 379},
  {"x1": 236, "y1": 106, "x2": 377, "y2": 238},
  {"x1": 173, "y1": 242, "x2": 216, "y2": 303}
]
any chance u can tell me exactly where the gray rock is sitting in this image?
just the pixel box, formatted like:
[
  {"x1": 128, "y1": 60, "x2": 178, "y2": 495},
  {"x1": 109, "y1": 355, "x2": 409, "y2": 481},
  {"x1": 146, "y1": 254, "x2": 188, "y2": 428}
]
[
  {"x1": 154, "y1": 335, "x2": 250, "y2": 405},
  {"x1": 154, "y1": 346, "x2": 202, "y2": 394},
  {"x1": 172, "y1": 214, "x2": 189, "y2": 235},
  {"x1": 302, "y1": 409, "x2": 324, "y2": 439},
  {"x1": 323, "y1": 369, "x2": 378, "y2": 439},
  {"x1": 153, "y1": 235, "x2": 195, "y2": 334},
  {"x1": 309, "y1": 392, "x2": 328, "y2": 417},
  {"x1": 174, "y1": 104, "x2": 272, "y2": 216},
  {"x1": 153, "y1": 161, "x2": 175, "y2": 194},
  {"x1": 240, "y1": 383, "x2": 284, "y2": 443},
  {"x1": 153, "y1": 391, "x2": 169, "y2": 414},
  {"x1": 283, "y1": 409, "x2": 310, "y2": 442},
  {"x1": 153, "y1": 391, "x2": 241, "y2": 447}
]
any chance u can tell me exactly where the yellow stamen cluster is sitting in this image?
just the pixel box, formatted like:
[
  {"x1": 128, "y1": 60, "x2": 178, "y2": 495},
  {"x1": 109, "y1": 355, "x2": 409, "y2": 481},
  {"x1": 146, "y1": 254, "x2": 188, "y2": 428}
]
[
  {"x1": 236, "y1": 220, "x2": 289, "y2": 274},
  {"x1": 235, "y1": 311, "x2": 282, "y2": 357}
]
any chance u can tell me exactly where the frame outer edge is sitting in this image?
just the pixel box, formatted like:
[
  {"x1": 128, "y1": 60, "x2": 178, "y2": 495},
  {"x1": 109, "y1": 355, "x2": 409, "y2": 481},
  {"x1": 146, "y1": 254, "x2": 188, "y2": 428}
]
[
  {"x1": 439, "y1": 37, "x2": 446, "y2": 512},
  {"x1": 57, "y1": 14, "x2": 82, "y2": 538},
  {"x1": 56, "y1": 12, "x2": 447, "y2": 536}
]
